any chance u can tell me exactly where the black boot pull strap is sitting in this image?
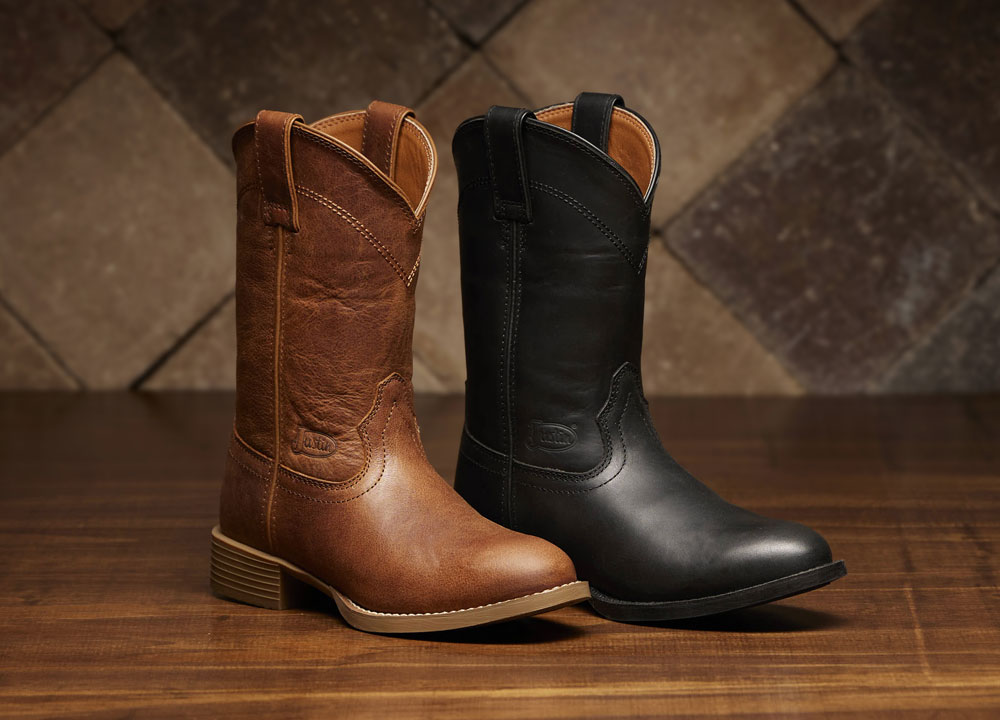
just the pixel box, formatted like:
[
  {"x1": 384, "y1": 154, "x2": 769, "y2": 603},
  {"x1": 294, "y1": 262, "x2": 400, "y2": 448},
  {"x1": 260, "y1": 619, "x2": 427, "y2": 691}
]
[
  {"x1": 485, "y1": 106, "x2": 534, "y2": 223},
  {"x1": 571, "y1": 92, "x2": 625, "y2": 154}
]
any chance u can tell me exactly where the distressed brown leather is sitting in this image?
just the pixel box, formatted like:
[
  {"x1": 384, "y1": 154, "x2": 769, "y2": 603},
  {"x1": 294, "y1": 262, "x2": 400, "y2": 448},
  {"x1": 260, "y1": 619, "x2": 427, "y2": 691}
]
[
  {"x1": 361, "y1": 100, "x2": 413, "y2": 178},
  {"x1": 219, "y1": 104, "x2": 578, "y2": 613}
]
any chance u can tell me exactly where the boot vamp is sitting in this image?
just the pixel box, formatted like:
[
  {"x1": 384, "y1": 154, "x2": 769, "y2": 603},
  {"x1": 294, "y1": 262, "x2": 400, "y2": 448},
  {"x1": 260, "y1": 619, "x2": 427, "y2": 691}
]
[
  {"x1": 580, "y1": 479, "x2": 834, "y2": 601},
  {"x1": 270, "y1": 376, "x2": 577, "y2": 614},
  {"x1": 510, "y1": 368, "x2": 833, "y2": 602}
]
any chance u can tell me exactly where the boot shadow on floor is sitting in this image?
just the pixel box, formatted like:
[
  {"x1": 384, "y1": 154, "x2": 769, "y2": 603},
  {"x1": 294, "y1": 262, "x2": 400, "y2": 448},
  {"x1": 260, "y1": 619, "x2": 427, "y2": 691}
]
[
  {"x1": 614, "y1": 603, "x2": 848, "y2": 634},
  {"x1": 393, "y1": 617, "x2": 586, "y2": 645}
]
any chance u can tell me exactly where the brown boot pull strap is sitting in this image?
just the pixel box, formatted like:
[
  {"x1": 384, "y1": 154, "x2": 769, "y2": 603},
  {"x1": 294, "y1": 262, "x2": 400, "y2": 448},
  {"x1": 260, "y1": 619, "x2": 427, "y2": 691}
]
[
  {"x1": 361, "y1": 101, "x2": 415, "y2": 179},
  {"x1": 254, "y1": 110, "x2": 304, "y2": 232}
]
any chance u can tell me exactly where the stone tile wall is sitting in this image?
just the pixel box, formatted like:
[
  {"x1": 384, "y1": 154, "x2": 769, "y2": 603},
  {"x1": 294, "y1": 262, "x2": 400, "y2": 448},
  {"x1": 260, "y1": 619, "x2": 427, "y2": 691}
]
[{"x1": 1, "y1": 0, "x2": 996, "y2": 394}]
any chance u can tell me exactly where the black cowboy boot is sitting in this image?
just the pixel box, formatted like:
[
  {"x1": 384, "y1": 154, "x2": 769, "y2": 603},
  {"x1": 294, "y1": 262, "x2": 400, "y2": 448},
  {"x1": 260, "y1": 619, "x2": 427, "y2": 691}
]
[{"x1": 452, "y1": 92, "x2": 846, "y2": 621}]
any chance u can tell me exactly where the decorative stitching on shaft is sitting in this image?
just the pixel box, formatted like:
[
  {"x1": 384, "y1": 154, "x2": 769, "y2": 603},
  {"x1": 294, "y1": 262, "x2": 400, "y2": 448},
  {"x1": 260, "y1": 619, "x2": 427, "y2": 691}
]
[
  {"x1": 296, "y1": 184, "x2": 420, "y2": 286},
  {"x1": 291, "y1": 126, "x2": 417, "y2": 225},
  {"x1": 532, "y1": 181, "x2": 647, "y2": 274},
  {"x1": 530, "y1": 124, "x2": 648, "y2": 215}
]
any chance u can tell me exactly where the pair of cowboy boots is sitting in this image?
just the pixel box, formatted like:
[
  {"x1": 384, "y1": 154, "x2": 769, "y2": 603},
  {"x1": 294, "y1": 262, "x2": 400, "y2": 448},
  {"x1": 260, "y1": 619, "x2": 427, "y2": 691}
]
[{"x1": 210, "y1": 95, "x2": 845, "y2": 633}]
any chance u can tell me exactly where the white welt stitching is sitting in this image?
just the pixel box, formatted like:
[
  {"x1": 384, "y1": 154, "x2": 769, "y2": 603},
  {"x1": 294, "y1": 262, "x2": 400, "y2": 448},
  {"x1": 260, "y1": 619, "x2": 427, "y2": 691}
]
[{"x1": 340, "y1": 581, "x2": 584, "y2": 617}]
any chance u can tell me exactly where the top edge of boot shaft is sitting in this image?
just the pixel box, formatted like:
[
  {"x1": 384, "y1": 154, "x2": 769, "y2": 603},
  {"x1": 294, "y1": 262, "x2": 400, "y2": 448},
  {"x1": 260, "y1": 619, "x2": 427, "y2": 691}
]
[
  {"x1": 453, "y1": 97, "x2": 662, "y2": 208},
  {"x1": 232, "y1": 105, "x2": 438, "y2": 219}
]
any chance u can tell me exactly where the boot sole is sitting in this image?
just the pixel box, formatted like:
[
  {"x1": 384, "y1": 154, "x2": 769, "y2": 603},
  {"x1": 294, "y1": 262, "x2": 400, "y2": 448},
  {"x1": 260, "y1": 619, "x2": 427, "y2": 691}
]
[
  {"x1": 589, "y1": 560, "x2": 847, "y2": 622},
  {"x1": 209, "y1": 526, "x2": 590, "y2": 633}
]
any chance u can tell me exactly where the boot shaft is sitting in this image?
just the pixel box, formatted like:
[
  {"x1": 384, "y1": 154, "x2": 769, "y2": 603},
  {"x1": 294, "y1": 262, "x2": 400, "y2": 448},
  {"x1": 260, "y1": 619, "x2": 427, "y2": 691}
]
[
  {"x1": 454, "y1": 95, "x2": 660, "y2": 473},
  {"x1": 231, "y1": 104, "x2": 436, "y2": 481}
]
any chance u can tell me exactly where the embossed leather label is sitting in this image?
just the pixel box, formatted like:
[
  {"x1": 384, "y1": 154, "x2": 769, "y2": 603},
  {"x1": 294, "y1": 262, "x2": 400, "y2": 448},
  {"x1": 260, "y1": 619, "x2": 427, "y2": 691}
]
[
  {"x1": 527, "y1": 421, "x2": 577, "y2": 451},
  {"x1": 291, "y1": 428, "x2": 337, "y2": 458}
]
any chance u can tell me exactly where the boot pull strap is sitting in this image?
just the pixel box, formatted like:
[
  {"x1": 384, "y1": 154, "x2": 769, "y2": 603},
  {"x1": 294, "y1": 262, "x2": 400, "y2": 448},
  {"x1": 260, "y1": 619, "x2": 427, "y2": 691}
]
[
  {"x1": 254, "y1": 110, "x2": 304, "y2": 231},
  {"x1": 484, "y1": 106, "x2": 534, "y2": 223},
  {"x1": 361, "y1": 100, "x2": 415, "y2": 179},
  {"x1": 571, "y1": 92, "x2": 625, "y2": 153}
]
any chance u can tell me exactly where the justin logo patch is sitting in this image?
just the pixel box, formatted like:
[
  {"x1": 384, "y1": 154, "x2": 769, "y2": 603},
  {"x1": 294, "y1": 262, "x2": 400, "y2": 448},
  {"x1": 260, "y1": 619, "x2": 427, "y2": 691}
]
[
  {"x1": 291, "y1": 428, "x2": 337, "y2": 458},
  {"x1": 527, "y1": 421, "x2": 577, "y2": 451}
]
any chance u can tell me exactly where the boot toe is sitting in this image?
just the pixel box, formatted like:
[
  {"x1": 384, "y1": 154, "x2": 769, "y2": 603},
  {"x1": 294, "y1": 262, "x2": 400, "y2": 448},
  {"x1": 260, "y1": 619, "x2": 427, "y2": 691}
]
[
  {"x1": 725, "y1": 519, "x2": 833, "y2": 587},
  {"x1": 472, "y1": 531, "x2": 579, "y2": 605}
]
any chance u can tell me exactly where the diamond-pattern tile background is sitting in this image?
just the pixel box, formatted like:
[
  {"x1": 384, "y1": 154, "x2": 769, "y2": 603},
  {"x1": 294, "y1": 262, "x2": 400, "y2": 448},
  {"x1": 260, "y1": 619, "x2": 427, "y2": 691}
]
[
  {"x1": 485, "y1": 0, "x2": 836, "y2": 225},
  {"x1": 0, "y1": 54, "x2": 236, "y2": 389},
  {"x1": 119, "y1": 0, "x2": 466, "y2": 165},
  {"x1": 665, "y1": 68, "x2": 1000, "y2": 392},
  {"x1": 0, "y1": 0, "x2": 111, "y2": 153},
  {"x1": 1, "y1": 0, "x2": 997, "y2": 394},
  {"x1": 0, "y1": 303, "x2": 76, "y2": 390},
  {"x1": 845, "y1": 0, "x2": 1000, "y2": 211}
]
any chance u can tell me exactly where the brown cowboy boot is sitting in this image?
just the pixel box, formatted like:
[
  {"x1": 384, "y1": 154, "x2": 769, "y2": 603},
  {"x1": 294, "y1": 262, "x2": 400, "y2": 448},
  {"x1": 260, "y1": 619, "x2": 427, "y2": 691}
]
[{"x1": 209, "y1": 102, "x2": 588, "y2": 633}]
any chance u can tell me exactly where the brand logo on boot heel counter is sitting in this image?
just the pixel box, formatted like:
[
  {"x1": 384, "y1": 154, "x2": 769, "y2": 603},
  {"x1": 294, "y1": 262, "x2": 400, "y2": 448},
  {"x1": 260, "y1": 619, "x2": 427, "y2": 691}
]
[
  {"x1": 291, "y1": 428, "x2": 337, "y2": 458},
  {"x1": 527, "y1": 421, "x2": 577, "y2": 451}
]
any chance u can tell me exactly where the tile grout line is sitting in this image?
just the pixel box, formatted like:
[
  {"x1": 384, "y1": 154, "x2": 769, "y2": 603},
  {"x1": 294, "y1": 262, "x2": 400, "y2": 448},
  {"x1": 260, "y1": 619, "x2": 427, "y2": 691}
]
[
  {"x1": 478, "y1": 53, "x2": 534, "y2": 107},
  {"x1": 789, "y1": 0, "x2": 1000, "y2": 222},
  {"x1": 115, "y1": 4, "x2": 506, "y2": 392},
  {"x1": 0, "y1": 46, "x2": 115, "y2": 158},
  {"x1": 0, "y1": 0, "x2": 114, "y2": 156},
  {"x1": 111, "y1": 2, "x2": 240, "y2": 172},
  {"x1": 478, "y1": 0, "x2": 534, "y2": 47},
  {"x1": 842, "y1": 63, "x2": 1000, "y2": 219},
  {"x1": 423, "y1": 0, "x2": 532, "y2": 50},
  {"x1": 112, "y1": 46, "x2": 236, "y2": 173},
  {"x1": 0, "y1": 6, "x2": 111, "y2": 386},
  {"x1": 660, "y1": 3, "x2": 1000, "y2": 393},
  {"x1": 418, "y1": 0, "x2": 534, "y2": 108},
  {"x1": 410, "y1": 0, "x2": 524, "y2": 110},
  {"x1": 477, "y1": 0, "x2": 821, "y2": 392},
  {"x1": 823, "y1": 9, "x2": 1000, "y2": 390},
  {"x1": 74, "y1": 0, "x2": 130, "y2": 42},
  {"x1": 654, "y1": 59, "x2": 843, "y2": 393},
  {"x1": 647, "y1": 232, "x2": 809, "y2": 395},
  {"x1": 420, "y1": 0, "x2": 477, "y2": 50},
  {"x1": 0, "y1": 292, "x2": 85, "y2": 389},
  {"x1": 469, "y1": 3, "x2": 538, "y2": 105},
  {"x1": 410, "y1": 53, "x2": 474, "y2": 113},
  {"x1": 785, "y1": 0, "x2": 839, "y2": 47},
  {"x1": 792, "y1": 0, "x2": 1000, "y2": 220},
  {"x1": 409, "y1": 2, "x2": 534, "y2": 394},
  {"x1": 658, "y1": 2, "x2": 968, "y2": 394},
  {"x1": 130, "y1": 290, "x2": 235, "y2": 390},
  {"x1": 105, "y1": 10, "x2": 244, "y2": 392},
  {"x1": 23, "y1": 0, "x2": 990, "y2": 396},
  {"x1": 658, "y1": 2, "x2": 843, "y2": 241},
  {"x1": 872, "y1": 255, "x2": 1000, "y2": 391}
]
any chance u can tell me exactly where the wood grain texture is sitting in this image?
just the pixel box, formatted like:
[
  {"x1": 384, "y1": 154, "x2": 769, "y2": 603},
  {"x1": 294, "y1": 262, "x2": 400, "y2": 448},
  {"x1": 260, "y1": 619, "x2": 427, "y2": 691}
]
[{"x1": 0, "y1": 392, "x2": 997, "y2": 718}]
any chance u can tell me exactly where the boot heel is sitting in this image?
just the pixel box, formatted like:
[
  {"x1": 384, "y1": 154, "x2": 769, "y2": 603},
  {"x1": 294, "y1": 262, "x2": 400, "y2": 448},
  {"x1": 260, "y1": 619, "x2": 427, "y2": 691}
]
[{"x1": 210, "y1": 526, "x2": 309, "y2": 610}]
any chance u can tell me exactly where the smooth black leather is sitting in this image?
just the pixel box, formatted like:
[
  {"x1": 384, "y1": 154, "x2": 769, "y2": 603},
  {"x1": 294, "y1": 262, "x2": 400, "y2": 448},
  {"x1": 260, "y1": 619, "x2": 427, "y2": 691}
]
[
  {"x1": 453, "y1": 93, "x2": 843, "y2": 611},
  {"x1": 571, "y1": 92, "x2": 623, "y2": 153}
]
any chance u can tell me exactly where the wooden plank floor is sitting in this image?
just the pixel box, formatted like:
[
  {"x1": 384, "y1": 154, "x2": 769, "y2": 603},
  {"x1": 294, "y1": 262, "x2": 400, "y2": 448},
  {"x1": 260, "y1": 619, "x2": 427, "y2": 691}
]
[{"x1": 1, "y1": 392, "x2": 998, "y2": 718}]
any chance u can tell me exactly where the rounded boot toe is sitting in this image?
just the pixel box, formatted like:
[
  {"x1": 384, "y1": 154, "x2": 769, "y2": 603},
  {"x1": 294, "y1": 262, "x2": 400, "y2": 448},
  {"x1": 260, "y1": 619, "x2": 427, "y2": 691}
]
[
  {"x1": 725, "y1": 519, "x2": 833, "y2": 588},
  {"x1": 471, "y1": 530, "x2": 579, "y2": 606}
]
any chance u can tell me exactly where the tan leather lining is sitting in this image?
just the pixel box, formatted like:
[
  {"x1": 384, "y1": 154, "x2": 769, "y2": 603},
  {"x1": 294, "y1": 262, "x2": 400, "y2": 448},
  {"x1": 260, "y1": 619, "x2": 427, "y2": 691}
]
[
  {"x1": 310, "y1": 111, "x2": 435, "y2": 215},
  {"x1": 535, "y1": 103, "x2": 655, "y2": 196}
]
